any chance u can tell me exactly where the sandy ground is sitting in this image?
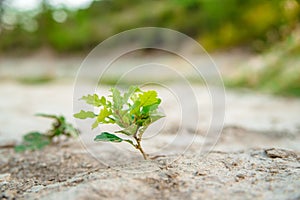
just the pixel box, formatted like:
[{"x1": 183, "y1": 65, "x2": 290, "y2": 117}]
[
  {"x1": 0, "y1": 81, "x2": 299, "y2": 200},
  {"x1": 0, "y1": 53, "x2": 300, "y2": 199},
  {"x1": 0, "y1": 143, "x2": 299, "y2": 200}
]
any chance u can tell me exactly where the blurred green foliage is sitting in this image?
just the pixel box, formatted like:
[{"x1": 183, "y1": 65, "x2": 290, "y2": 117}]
[
  {"x1": 0, "y1": 0, "x2": 299, "y2": 54},
  {"x1": 226, "y1": 31, "x2": 300, "y2": 97}
]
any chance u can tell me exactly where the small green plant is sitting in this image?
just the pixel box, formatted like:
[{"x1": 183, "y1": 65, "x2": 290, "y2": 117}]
[
  {"x1": 15, "y1": 114, "x2": 79, "y2": 152},
  {"x1": 74, "y1": 86, "x2": 165, "y2": 160}
]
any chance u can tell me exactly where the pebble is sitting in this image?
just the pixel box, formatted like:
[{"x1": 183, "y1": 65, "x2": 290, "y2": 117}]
[
  {"x1": 68, "y1": 177, "x2": 84, "y2": 184},
  {"x1": 1, "y1": 190, "x2": 16, "y2": 199},
  {"x1": 265, "y1": 148, "x2": 297, "y2": 159},
  {"x1": 194, "y1": 171, "x2": 207, "y2": 176},
  {"x1": 0, "y1": 140, "x2": 16, "y2": 148},
  {"x1": 40, "y1": 163, "x2": 47, "y2": 168},
  {"x1": 236, "y1": 173, "x2": 246, "y2": 179},
  {"x1": 27, "y1": 185, "x2": 44, "y2": 193},
  {"x1": 269, "y1": 169, "x2": 279, "y2": 174},
  {"x1": 82, "y1": 163, "x2": 92, "y2": 168},
  {"x1": 0, "y1": 173, "x2": 11, "y2": 182}
]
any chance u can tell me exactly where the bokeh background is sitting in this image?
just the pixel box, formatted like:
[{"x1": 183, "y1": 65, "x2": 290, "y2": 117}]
[
  {"x1": 0, "y1": 0, "x2": 299, "y2": 52},
  {"x1": 0, "y1": 0, "x2": 300, "y2": 95},
  {"x1": 0, "y1": 0, "x2": 300, "y2": 144}
]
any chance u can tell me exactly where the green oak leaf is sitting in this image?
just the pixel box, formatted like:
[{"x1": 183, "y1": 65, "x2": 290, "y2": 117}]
[
  {"x1": 150, "y1": 112, "x2": 165, "y2": 123},
  {"x1": 139, "y1": 90, "x2": 159, "y2": 107},
  {"x1": 80, "y1": 94, "x2": 104, "y2": 107},
  {"x1": 94, "y1": 132, "x2": 123, "y2": 142},
  {"x1": 92, "y1": 108, "x2": 114, "y2": 129},
  {"x1": 92, "y1": 120, "x2": 99, "y2": 129},
  {"x1": 115, "y1": 124, "x2": 138, "y2": 136},
  {"x1": 97, "y1": 106, "x2": 112, "y2": 123},
  {"x1": 141, "y1": 99, "x2": 161, "y2": 114},
  {"x1": 15, "y1": 132, "x2": 51, "y2": 152},
  {"x1": 74, "y1": 110, "x2": 96, "y2": 119},
  {"x1": 123, "y1": 86, "x2": 140, "y2": 103},
  {"x1": 129, "y1": 100, "x2": 141, "y2": 115},
  {"x1": 111, "y1": 88, "x2": 123, "y2": 110},
  {"x1": 92, "y1": 107, "x2": 113, "y2": 129}
]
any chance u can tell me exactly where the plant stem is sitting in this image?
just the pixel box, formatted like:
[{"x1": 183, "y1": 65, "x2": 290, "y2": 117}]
[
  {"x1": 133, "y1": 125, "x2": 148, "y2": 160},
  {"x1": 135, "y1": 138, "x2": 148, "y2": 160}
]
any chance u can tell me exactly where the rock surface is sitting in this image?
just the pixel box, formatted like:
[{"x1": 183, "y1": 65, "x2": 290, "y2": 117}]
[{"x1": 0, "y1": 145, "x2": 299, "y2": 200}]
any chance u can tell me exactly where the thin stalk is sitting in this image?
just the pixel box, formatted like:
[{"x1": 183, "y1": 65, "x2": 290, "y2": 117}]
[
  {"x1": 133, "y1": 125, "x2": 148, "y2": 160},
  {"x1": 135, "y1": 138, "x2": 147, "y2": 160}
]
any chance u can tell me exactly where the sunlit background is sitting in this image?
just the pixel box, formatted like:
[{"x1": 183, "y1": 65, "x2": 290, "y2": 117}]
[
  {"x1": 0, "y1": 0, "x2": 300, "y2": 141},
  {"x1": 1, "y1": 0, "x2": 299, "y2": 94},
  {"x1": 1, "y1": 0, "x2": 299, "y2": 54}
]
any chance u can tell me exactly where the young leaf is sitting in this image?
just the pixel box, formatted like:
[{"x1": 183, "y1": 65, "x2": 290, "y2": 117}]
[
  {"x1": 80, "y1": 94, "x2": 103, "y2": 107},
  {"x1": 113, "y1": 113, "x2": 128, "y2": 128},
  {"x1": 150, "y1": 112, "x2": 165, "y2": 123},
  {"x1": 14, "y1": 145, "x2": 27, "y2": 152},
  {"x1": 141, "y1": 99, "x2": 161, "y2": 114},
  {"x1": 111, "y1": 88, "x2": 123, "y2": 110},
  {"x1": 129, "y1": 100, "x2": 141, "y2": 115},
  {"x1": 97, "y1": 106, "x2": 112, "y2": 123},
  {"x1": 115, "y1": 124, "x2": 138, "y2": 136},
  {"x1": 92, "y1": 120, "x2": 99, "y2": 129},
  {"x1": 94, "y1": 132, "x2": 123, "y2": 142},
  {"x1": 74, "y1": 110, "x2": 96, "y2": 119},
  {"x1": 138, "y1": 113, "x2": 165, "y2": 137},
  {"x1": 123, "y1": 86, "x2": 139, "y2": 103},
  {"x1": 15, "y1": 132, "x2": 51, "y2": 152},
  {"x1": 91, "y1": 106, "x2": 114, "y2": 129},
  {"x1": 23, "y1": 132, "x2": 47, "y2": 142},
  {"x1": 139, "y1": 90, "x2": 160, "y2": 107},
  {"x1": 121, "y1": 112, "x2": 133, "y2": 126}
]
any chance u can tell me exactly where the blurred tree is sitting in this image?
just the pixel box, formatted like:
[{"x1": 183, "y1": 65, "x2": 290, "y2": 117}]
[{"x1": 0, "y1": 0, "x2": 299, "y2": 53}]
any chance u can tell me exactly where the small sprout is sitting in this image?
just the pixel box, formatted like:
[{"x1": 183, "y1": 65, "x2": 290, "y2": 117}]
[
  {"x1": 74, "y1": 86, "x2": 165, "y2": 160},
  {"x1": 14, "y1": 132, "x2": 50, "y2": 152},
  {"x1": 35, "y1": 113, "x2": 79, "y2": 139},
  {"x1": 14, "y1": 114, "x2": 79, "y2": 152}
]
